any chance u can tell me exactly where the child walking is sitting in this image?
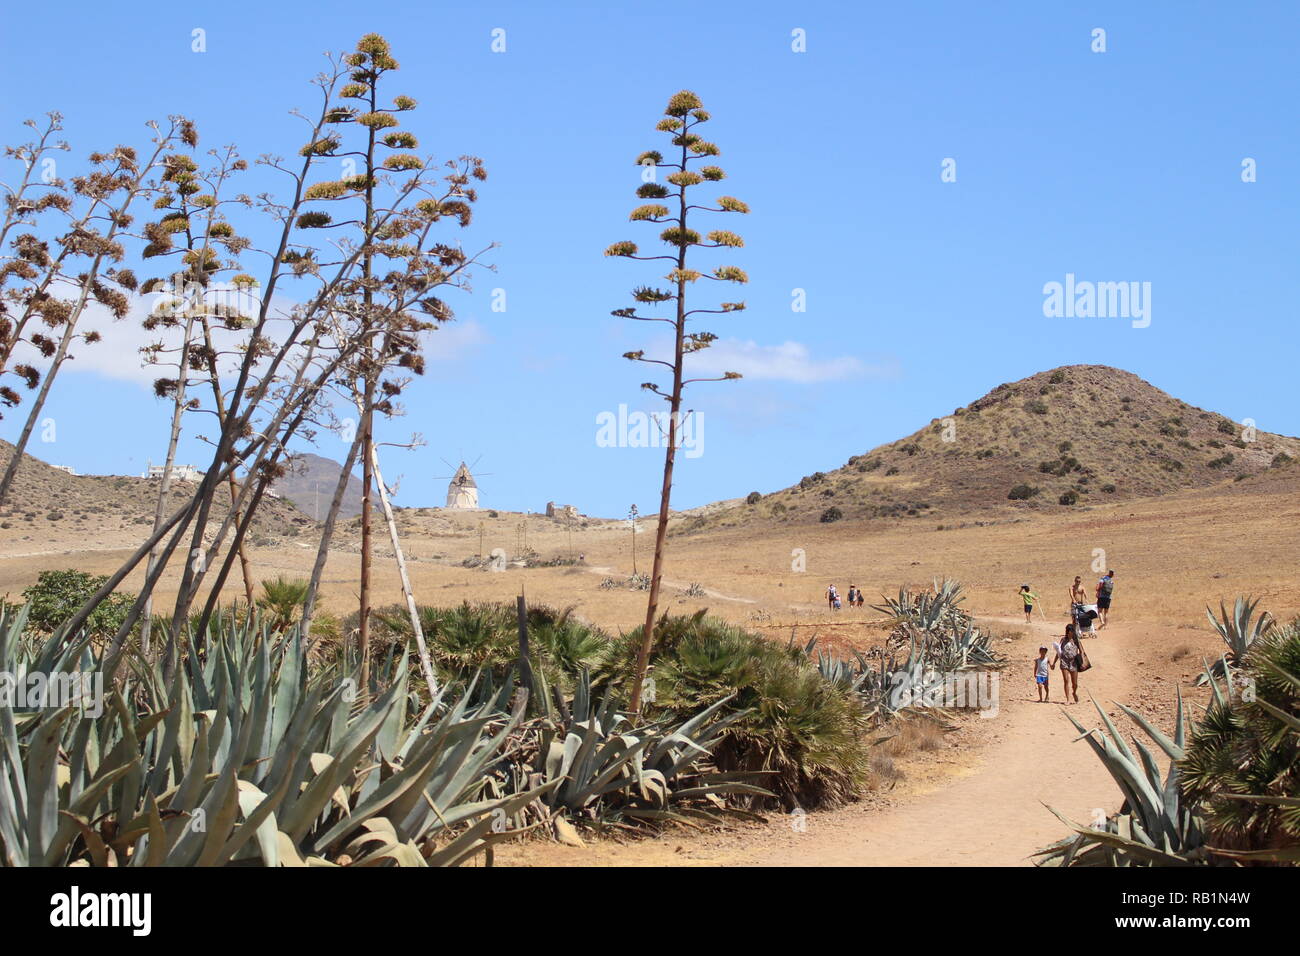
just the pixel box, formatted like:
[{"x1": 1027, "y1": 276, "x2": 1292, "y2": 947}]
[
  {"x1": 1034, "y1": 645, "x2": 1052, "y2": 701},
  {"x1": 1019, "y1": 584, "x2": 1040, "y2": 623}
]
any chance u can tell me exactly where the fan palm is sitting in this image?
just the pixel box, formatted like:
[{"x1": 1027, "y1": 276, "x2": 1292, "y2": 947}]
[{"x1": 257, "y1": 576, "x2": 309, "y2": 633}]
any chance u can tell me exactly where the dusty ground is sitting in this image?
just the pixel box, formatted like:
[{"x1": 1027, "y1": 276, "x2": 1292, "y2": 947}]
[
  {"x1": 492, "y1": 615, "x2": 1144, "y2": 867},
  {"x1": 1, "y1": 471, "x2": 1294, "y2": 866}
]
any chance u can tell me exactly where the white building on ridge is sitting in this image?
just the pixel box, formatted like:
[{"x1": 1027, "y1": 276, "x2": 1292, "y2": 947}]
[{"x1": 143, "y1": 462, "x2": 204, "y2": 482}]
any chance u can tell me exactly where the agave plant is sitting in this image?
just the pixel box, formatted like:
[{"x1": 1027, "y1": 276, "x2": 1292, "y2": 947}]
[
  {"x1": 872, "y1": 578, "x2": 971, "y2": 635},
  {"x1": 1196, "y1": 595, "x2": 1275, "y2": 686},
  {"x1": 1035, "y1": 692, "x2": 1210, "y2": 866},
  {"x1": 917, "y1": 621, "x2": 999, "y2": 672},
  {"x1": 0, "y1": 608, "x2": 551, "y2": 867},
  {"x1": 535, "y1": 672, "x2": 764, "y2": 825}
]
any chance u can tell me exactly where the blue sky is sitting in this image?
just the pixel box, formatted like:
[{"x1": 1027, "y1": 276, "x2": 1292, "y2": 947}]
[{"x1": 3, "y1": 0, "x2": 1297, "y2": 517}]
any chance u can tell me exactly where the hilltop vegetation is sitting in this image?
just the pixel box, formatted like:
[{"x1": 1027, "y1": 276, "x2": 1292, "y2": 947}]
[{"x1": 694, "y1": 365, "x2": 1300, "y2": 531}]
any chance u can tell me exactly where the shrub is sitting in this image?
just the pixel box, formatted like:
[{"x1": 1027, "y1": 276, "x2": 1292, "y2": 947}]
[
  {"x1": 21, "y1": 569, "x2": 136, "y2": 639},
  {"x1": 1217, "y1": 418, "x2": 1236, "y2": 435},
  {"x1": 1007, "y1": 484, "x2": 1039, "y2": 500},
  {"x1": 1023, "y1": 400, "x2": 1048, "y2": 415},
  {"x1": 1272, "y1": 452, "x2": 1293, "y2": 468},
  {"x1": 885, "y1": 466, "x2": 899, "y2": 476},
  {"x1": 1181, "y1": 618, "x2": 1300, "y2": 860},
  {"x1": 1058, "y1": 490, "x2": 1078, "y2": 506},
  {"x1": 370, "y1": 601, "x2": 612, "y2": 701},
  {"x1": 1207, "y1": 453, "x2": 1234, "y2": 470},
  {"x1": 650, "y1": 615, "x2": 871, "y2": 809},
  {"x1": 256, "y1": 575, "x2": 309, "y2": 632},
  {"x1": 1100, "y1": 483, "x2": 1117, "y2": 494},
  {"x1": 1049, "y1": 370, "x2": 1066, "y2": 384},
  {"x1": 746, "y1": 490, "x2": 761, "y2": 505},
  {"x1": 820, "y1": 507, "x2": 843, "y2": 523}
]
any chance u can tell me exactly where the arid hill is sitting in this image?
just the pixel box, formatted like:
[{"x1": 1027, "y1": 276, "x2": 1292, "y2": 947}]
[
  {"x1": 687, "y1": 365, "x2": 1300, "y2": 532},
  {"x1": 0, "y1": 440, "x2": 316, "y2": 546}
]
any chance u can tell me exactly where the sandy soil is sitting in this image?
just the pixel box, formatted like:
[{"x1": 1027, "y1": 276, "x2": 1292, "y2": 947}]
[
  {"x1": 494, "y1": 615, "x2": 1144, "y2": 867},
  {"x1": 0, "y1": 472, "x2": 1293, "y2": 866}
]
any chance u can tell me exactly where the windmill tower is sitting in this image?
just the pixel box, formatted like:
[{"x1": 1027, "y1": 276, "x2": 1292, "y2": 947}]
[{"x1": 444, "y1": 461, "x2": 479, "y2": 510}]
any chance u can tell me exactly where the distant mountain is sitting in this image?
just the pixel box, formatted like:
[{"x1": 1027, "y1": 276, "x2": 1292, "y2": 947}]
[
  {"x1": 275, "y1": 452, "x2": 364, "y2": 520},
  {"x1": 692, "y1": 365, "x2": 1300, "y2": 530}
]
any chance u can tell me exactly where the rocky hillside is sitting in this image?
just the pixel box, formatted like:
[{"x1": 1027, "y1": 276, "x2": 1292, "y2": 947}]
[
  {"x1": 0, "y1": 441, "x2": 316, "y2": 543},
  {"x1": 691, "y1": 365, "x2": 1300, "y2": 531}
]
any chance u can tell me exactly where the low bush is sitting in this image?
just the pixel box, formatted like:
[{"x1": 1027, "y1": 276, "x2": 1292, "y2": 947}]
[{"x1": 21, "y1": 569, "x2": 136, "y2": 639}]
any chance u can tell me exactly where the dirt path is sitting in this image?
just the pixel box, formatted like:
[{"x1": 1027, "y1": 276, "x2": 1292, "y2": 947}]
[
  {"x1": 498, "y1": 616, "x2": 1139, "y2": 867},
  {"x1": 722, "y1": 617, "x2": 1135, "y2": 866}
]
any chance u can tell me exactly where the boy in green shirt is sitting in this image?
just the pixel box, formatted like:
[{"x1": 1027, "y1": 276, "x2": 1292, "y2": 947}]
[{"x1": 1018, "y1": 584, "x2": 1040, "y2": 623}]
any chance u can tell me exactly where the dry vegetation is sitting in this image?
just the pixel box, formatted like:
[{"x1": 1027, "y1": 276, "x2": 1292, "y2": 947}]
[{"x1": 685, "y1": 365, "x2": 1300, "y2": 532}]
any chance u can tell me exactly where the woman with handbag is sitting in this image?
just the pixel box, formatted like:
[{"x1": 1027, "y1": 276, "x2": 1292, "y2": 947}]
[{"x1": 1053, "y1": 624, "x2": 1087, "y2": 703}]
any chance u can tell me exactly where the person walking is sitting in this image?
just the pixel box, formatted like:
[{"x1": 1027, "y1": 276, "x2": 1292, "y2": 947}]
[
  {"x1": 1034, "y1": 645, "x2": 1052, "y2": 702},
  {"x1": 1052, "y1": 624, "x2": 1083, "y2": 703},
  {"x1": 827, "y1": 584, "x2": 839, "y2": 611},
  {"x1": 1096, "y1": 570, "x2": 1115, "y2": 629},
  {"x1": 1018, "y1": 584, "x2": 1040, "y2": 623}
]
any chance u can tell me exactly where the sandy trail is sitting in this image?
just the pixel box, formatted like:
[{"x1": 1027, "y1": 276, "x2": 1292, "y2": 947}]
[
  {"x1": 499, "y1": 616, "x2": 1138, "y2": 867},
  {"x1": 725, "y1": 617, "x2": 1135, "y2": 866}
]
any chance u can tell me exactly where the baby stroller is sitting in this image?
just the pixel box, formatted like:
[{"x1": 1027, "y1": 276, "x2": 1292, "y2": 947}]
[{"x1": 1072, "y1": 602, "x2": 1099, "y2": 637}]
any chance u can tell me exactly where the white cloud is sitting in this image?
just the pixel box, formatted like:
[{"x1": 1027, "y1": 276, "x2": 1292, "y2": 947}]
[
  {"x1": 20, "y1": 293, "x2": 489, "y2": 389},
  {"x1": 686, "y1": 338, "x2": 900, "y2": 384},
  {"x1": 425, "y1": 319, "x2": 490, "y2": 360}
]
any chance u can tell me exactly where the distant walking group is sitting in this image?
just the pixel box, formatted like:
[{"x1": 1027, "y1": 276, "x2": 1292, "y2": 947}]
[
  {"x1": 826, "y1": 584, "x2": 865, "y2": 611},
  {"x1": 1026, "y1": 569, "x2": 1117, "y2": 704}
]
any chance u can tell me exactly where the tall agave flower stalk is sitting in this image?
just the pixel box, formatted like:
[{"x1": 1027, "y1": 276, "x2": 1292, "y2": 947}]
[
  {"x1": 0, "y1": 119, "x2": 194, "y2": 507},
  {"x1": 605, "y1": 90, "x2": 749, "y2": 712}
]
